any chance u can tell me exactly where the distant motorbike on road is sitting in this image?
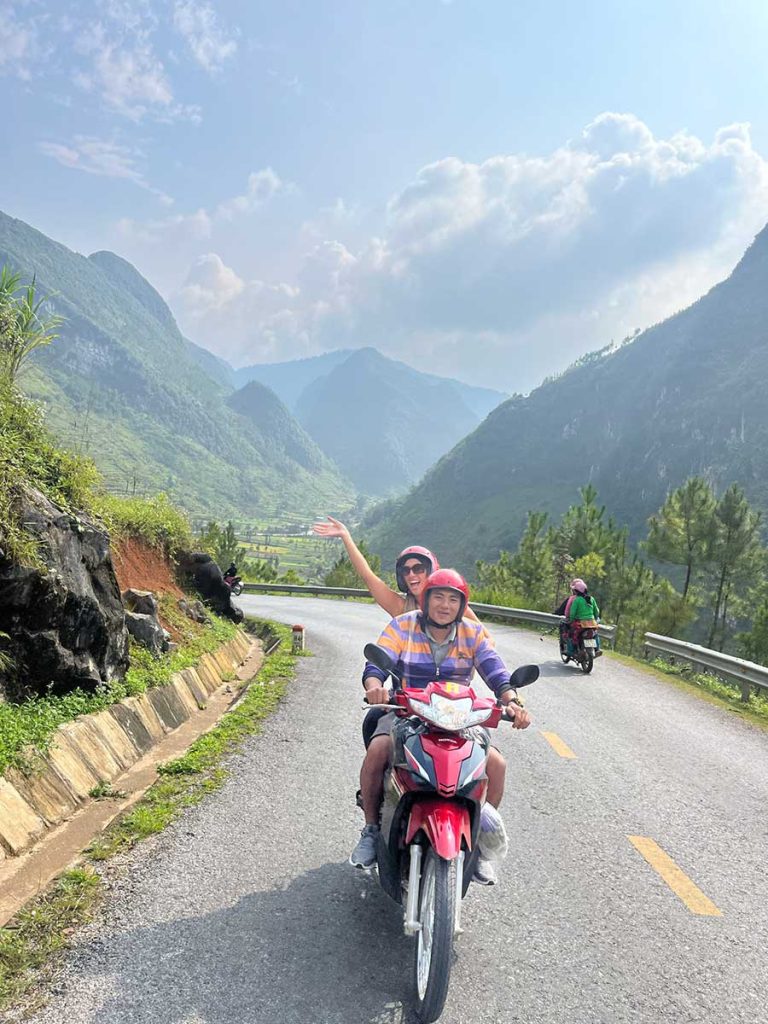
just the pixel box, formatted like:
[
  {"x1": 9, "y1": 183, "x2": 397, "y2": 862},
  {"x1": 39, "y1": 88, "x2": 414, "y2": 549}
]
[
  {"x1": 223, "y1": 573, "x2": 243, "y2": 596},
  {"x1": 363, "y1": 643, "x2": 539, "y2": 1023},
  {"x1": 559, "y1": 623, "x2": 599, "y2": 674}
]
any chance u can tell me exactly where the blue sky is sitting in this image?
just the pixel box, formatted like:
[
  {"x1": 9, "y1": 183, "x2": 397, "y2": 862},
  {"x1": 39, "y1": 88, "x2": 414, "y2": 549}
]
[{"x1": 3, "y1": 0, "x2": 768, "y2": 389}]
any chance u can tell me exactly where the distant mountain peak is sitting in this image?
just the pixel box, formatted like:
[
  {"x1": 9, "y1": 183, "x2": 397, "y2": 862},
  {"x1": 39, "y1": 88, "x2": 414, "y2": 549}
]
[{"x1": 88, "y1": 249, "x2": 177, "y2": 332}]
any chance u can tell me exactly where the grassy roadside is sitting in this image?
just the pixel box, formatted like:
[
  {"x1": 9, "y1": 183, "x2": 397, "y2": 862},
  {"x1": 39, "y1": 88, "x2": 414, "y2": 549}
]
[
  {"x1": 0, "y1": 619, "x2": 299, "y2": 1016},
  {"x1": 0, "y1": 604, "x2": 236, "y2": 775}
]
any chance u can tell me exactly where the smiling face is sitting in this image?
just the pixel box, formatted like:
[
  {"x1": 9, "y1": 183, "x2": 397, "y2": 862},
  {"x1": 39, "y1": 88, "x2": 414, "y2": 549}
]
[
  {"x1": 427, "y1": 588, "x2": 463, "y2": 626},
  {"x1": 401, "y1": 559, "x2": 428, "y2": 596}
]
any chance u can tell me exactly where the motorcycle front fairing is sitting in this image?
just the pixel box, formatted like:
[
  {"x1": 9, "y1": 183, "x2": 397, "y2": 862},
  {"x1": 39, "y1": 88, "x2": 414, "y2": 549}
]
[{"x1": 378, "y1": 719, "x2": 489, "y2": 902}]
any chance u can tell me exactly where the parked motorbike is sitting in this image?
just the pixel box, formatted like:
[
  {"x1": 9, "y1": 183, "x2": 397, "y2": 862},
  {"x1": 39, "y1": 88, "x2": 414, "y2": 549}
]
[
  {"x1": 559, "y1": 623, "x2": 599, "y2": 674},
  {"x1": 223, "y1": 573, "x2": 243, "y2": 596},
  {"x1": 363, "y1": 643, "x2": 538, "y2": 1023}
]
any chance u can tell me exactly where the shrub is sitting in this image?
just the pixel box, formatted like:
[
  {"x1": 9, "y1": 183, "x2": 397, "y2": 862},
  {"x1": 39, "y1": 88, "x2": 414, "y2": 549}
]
[
  {"x1": 0, "y1": 378, "x2": 98, "y2": 564},
  {"x1": 93, "y1": 492, "x2": 193, "y2": 555}
]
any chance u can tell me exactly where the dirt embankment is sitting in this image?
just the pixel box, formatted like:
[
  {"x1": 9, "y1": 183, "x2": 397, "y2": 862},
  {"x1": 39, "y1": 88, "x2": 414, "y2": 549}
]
[
  {"x1": 112, "y1": 537, "x2": 185, "y2": 598},
  {"x1": 112, "y1": 537, "x2": 187, "y2": 639}
]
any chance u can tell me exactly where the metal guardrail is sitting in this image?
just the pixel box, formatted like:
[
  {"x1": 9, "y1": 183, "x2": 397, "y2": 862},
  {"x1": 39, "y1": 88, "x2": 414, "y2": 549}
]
[
  {"x1": 644, "y1": 632, "x2": 768, "y2": 701},
  {"x1": 240, "y1": 582, "x2": 617, "y2": 640},
  {"x1": 242, "y1": 583, "x2": 369, "y2": 598}
]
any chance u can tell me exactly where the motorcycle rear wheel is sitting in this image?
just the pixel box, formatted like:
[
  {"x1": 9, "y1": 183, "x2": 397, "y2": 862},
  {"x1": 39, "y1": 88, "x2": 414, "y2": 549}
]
[
  {"x1": 580, "y1": 651, "x2": 594, "y2": 674},
  {"x1": 414, "y1": 849, "x2": 457, "y2": 1023}
]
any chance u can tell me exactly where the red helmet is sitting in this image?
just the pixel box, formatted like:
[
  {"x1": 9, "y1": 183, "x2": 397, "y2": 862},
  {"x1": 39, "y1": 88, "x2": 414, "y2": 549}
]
[
  {"x1": 420, "y1": 568, "x2": 470, "y2": 624},
  {"x1": 395, "y1": 546, "x2": 440, "y2": 593}
]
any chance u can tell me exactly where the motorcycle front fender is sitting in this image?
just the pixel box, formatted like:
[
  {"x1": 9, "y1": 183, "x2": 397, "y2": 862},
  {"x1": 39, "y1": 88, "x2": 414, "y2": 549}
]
[{"x1": 405, "y1": 799, "x2": 471, "y2": 860}]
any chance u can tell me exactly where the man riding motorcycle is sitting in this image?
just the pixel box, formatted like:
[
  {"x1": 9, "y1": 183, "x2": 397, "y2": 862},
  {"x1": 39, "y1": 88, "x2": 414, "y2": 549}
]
[{"x1": 351, "y1": 568, "x2": 531, "y2": 885}]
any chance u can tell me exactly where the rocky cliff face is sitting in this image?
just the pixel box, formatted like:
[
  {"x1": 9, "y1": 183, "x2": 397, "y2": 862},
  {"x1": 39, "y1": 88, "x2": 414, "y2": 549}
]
[{"x1": 0, "y1": 489, "x2": 129, "y2": 698}]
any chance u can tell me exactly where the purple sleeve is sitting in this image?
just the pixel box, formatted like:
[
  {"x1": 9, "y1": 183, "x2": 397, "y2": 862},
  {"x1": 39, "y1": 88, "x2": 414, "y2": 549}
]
[
  {"x1": 474, "y1": 633, "x2": 510, "y2": 695},
  {"x1": 361, "y1": 618, "x2": 403, "y2": 686}
]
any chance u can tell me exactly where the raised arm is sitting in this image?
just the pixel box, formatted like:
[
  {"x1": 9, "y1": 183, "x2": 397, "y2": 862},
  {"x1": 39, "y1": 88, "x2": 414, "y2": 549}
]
[{"x1": 312, "y1": 516, "x2": 404, "y2": 616}]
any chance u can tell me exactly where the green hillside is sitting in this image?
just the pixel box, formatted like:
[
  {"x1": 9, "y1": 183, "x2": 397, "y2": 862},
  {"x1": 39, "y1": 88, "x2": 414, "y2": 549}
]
[
  {"x1": 366, "y1": 223, "x2": 768, "y2": 571},
  {"x1": 226, "y1": 380, "x2": 330, "y2": 474},
  {"x1": 0, "y1": 211, "x2": 353, "y2": 520}
]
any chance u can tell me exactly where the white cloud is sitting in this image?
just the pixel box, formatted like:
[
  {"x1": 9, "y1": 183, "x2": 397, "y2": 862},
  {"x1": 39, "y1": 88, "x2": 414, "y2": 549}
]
[
  {"x1": 168, "y1": 113, "x2": 768, "y2": 387},
  {"x1": 174, "y1": 253, "x2": 303, "y2": 362},
  {"x1": 122, "y1": 168, "x2": 290, "y2": 237},
  {"x1": 215, "y1": 168, "x2": 287, "y2": 220},
  {"x1": 38, "y1": 135, "x2": 172, "y2": 203},
  {"x1": 173, "y1": 0, "x2": 237, "y2": 74},
  {"x1": 74, "y1": 24, "x2": 199, "y2": 123},
  {"x1": 0, "y1": 2, "x2": 43, "y2": 79},
  {"x1": 117, "y1": 207, "x2": 212, "y2": 245},
  {"x1": 177, "y1": 252, "x2": 245, "y2": 313},
  {"x1": 2, "y1": 1, "x2": 235, "y2": 118}
]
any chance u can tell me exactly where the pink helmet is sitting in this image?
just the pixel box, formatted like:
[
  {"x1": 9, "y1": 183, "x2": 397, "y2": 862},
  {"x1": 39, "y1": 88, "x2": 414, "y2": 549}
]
[
  {"x1": 395, "y1": 546, "x2": 440, "y2": 593},
  {"x1": 570, "y1": 578, "x2": 588, "y2": 594}
]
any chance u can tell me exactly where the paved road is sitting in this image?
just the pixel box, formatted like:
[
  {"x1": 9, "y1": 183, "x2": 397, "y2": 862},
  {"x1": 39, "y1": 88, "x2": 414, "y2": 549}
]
[{"x1": 26, "y1": 597, "x2": 768, "y2": 1024}]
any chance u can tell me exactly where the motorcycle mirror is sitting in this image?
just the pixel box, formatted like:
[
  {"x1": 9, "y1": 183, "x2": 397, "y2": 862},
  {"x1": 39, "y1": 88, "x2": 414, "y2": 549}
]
[
  {"x1": 363, "y1": 643, "x2": 401, "y2": 680},
  {"x1": 510, "y1": 664, "x2": 539, "y2": 689}
]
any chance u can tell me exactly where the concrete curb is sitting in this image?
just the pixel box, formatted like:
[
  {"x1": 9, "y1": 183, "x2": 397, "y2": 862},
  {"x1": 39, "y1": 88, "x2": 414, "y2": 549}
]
[{"x1": 0, "y1": 629, "x2": 262, "y2": 861}]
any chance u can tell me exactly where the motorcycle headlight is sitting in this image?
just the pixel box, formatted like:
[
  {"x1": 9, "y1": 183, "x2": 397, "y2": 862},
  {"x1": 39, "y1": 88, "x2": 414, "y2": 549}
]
[{"x1": 408, "y1": 693, "x2": 492, "y2": 732}]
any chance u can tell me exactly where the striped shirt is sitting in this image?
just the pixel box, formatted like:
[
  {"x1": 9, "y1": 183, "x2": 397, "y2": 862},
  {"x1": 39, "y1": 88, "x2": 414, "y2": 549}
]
[{"x1": 363, "y1": 611, "x2": 510, "y2": 695}]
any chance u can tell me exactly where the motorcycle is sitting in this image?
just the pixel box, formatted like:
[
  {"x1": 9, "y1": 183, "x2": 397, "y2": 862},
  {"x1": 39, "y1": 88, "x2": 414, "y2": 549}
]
[
  {"x1": 559, "y1": 622, "x2": 599, "y2": 674},
  {"x1": 223, "y1": 573, "x2": 243, "y2": 596},
  {"x1": 363, "y1": 643, "x2": 538, "y2": 1023}
]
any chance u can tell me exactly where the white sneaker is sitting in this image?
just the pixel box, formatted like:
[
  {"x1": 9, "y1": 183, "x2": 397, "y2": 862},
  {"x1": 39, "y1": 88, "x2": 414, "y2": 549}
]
[{"x1": 472, "y1": 855, "x2": 497, "y2": 886}]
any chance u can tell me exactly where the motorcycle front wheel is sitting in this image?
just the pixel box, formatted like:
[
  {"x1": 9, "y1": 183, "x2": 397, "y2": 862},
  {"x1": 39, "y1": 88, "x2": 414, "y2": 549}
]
[
  {"x1": 231, "y1": 582, "x2": 243, "y2": 596},
  {"x1": 580, "y1": 650, "x2": 594, "y2": 674},
  {"x1": 414, "y1": 849, "x2": 457, "y2": 1023}
]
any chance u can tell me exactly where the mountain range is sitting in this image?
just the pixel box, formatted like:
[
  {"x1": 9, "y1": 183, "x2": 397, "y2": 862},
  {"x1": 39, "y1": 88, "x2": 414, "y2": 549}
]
[
  {"x1": 366, "y1": 222, "x2": 768, "y2": 571},
  {"x1": 221, "y1": 348, "x2": 506, "y2": 493},
  {"x1": 0, "y1": 210, "x2": 507, "y2": 521},
  {"x1": 0, "y1": 211, "x2": 351, "y2": 521}
]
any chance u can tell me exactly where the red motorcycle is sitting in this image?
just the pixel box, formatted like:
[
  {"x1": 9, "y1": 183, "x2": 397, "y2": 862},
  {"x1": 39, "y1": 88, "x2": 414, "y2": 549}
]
[{"x1": 364, "y1": 644, "x2": 538, "y2": 1023}]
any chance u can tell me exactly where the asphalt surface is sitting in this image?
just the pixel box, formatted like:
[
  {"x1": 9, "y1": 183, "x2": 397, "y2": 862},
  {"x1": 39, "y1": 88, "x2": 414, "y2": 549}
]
[{"x1": 21, "y1": 596, "x2": 768, "y2": 1024}]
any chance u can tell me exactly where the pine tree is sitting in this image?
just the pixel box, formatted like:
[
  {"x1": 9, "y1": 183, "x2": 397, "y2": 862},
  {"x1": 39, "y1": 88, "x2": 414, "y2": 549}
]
[
  {"x1": 324, "y1": 540, "x2": 381, "y2": 588},
  {"x1": 646, "y1": 477, "x2": 716, "y2": 599},
  {"x1": 706, "y1": 485, "x2": 763, "y2": 650}
]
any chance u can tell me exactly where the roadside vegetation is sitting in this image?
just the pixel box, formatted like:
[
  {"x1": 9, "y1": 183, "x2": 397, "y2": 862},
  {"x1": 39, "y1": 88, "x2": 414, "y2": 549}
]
[
  {"x1": 0, "y1": 619, "x2": 296, "y2": 1016},
  {"x1": 0, "y1": 867, "x2": 102, "y2": 1015},
  {"x1": 0, "y1": 610, "x2": 236, "y2": 775},
  {"x1": 94, "y1": 493, "x2": 193, "y2": 556},
  {"x1": 0, "y1": 269, "x2": 97, "y2": 563},
  {"x1": 196, "y1": 518, "x2": 304, "y2": 583},
  {"x1": 471, "y1": 481, "x2": 766, "y2": 662},
  {"x1": 88, "y1": 619, "x2": 292, "y2": 859}
]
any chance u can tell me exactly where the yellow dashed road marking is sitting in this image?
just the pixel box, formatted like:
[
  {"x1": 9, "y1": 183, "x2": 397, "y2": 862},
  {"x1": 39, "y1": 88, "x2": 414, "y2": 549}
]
[
  {"x1": 540, "y1": 731, "x2": 577, "y2": 759},
  {"x1": 628, "y1": 836, "x2": 722, "y2": 916}
]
